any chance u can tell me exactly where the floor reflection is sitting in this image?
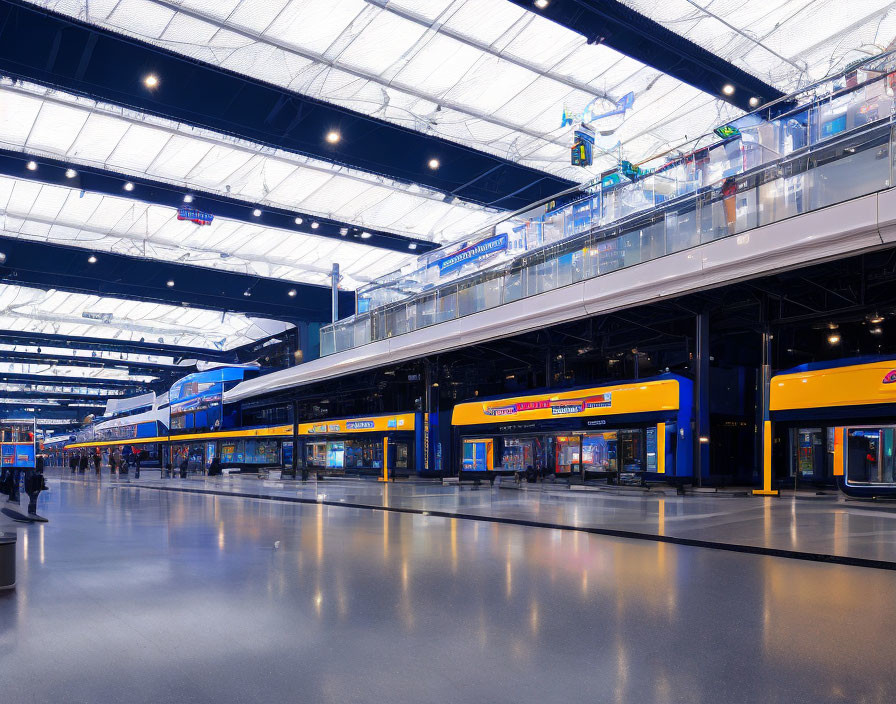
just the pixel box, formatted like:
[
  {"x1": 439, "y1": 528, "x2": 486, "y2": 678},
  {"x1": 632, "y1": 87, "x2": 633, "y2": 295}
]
[{"x1": 1, "y1": 478, "x2": 894, "y2": 703}]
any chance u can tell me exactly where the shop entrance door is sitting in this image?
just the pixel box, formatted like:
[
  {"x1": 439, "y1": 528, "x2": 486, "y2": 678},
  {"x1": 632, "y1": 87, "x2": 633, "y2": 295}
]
[{"x1": 792, "y1": 428, "x2": 824, "y2": 486}]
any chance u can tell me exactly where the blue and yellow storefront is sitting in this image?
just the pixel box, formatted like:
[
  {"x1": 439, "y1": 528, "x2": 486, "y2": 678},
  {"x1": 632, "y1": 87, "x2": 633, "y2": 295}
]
[
  {"x1": 760, "y1": 357, "x2": 896, "y2": 497},
  {"x1": 298, "y1": 412, "x2": 423, "y2": 478},
  {"x1": 451, "y1": 375, "x2": 693, "y2": 481}
]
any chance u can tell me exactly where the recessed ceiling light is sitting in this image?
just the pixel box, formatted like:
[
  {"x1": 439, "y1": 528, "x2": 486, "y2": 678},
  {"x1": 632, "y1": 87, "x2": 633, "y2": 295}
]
[
  {"x1": 243, "y1": 290, "x2": 251, "y2": 297},
  {"x1": 252, "y1": 208, "x2": 262, "y2": 217},
  {"x1": 408, "y1": 243, "x2": 417, "y2": 250},
  {"x1": 749, "y1": 97, "x2": 760, "y2": 107},
  {"x1": 722, "y1": 84, "x2": 735, "y2": 96},
  {"x1": 428, "y1": 158, "x2": 440, "y2": 170},
  {"x1": 144, "y1": 74, "x2": 159, "y2": 89},
  {"x1": 871, "y1": 326, "x2": 883, "y2": 335},
  {"x1": 294, "y1": 217, "x2": 303, "y2": 225},
  {"x1": 534, "y1": 0, "x2": 549, "y2": 8},
  {"x1": 360, "y1": 231, "x2": 372, "y2": 239},
  {"x1": 288, "y1": 289, "x2": 297, "y2": 297},
  {"x1": 326, "y1": 130, "x2": 341, "y2": 144},
  {"x1": 166, "y1": 280, "x2": 175, "y2": 287},
  {"x1": 87, "y1": 255, "x2": 97, "y2": 264},
  {"x1": 827, "y1": 333, "x2": 840, "y2": 345},
  {"x1": 311, "y1": 222, "x2": 319, "y2": 229},
  {"x1": 123, "y1": 182, "x2": 134, "y2": 191},
  {"x1": 869, "y1": 313, "x2": 884, "y2": 324},
  {"x1": 65, "y1": 168, "x2": 77, "y2": 179},
  {"x1": 183, "y1": 194, "x2": 193, "y2": 203},
  {"x1": 26, "y1": 161, "x2": 37, "y2": 171},
  {"x1": 339, "y1": 227, "x2": 348, "y2": 235}
]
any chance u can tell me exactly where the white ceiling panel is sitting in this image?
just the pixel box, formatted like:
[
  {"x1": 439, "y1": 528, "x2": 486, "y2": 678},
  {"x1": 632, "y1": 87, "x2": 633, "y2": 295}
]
[
  {"x1": 27, "y1": 0, "x2": 745, "y2": 180},
  {"x1": 0, "y1": 283, "x2": 292, "y2": 350},
  {"x1": 0, "y1": 78, "x2": 499, "y2": 246},
  {"x1": 0, "y1": 174, "x2": 421, "y2": 289},
  {"x1": 616, "y1": 0, "x2": 896, "y2": 93}
]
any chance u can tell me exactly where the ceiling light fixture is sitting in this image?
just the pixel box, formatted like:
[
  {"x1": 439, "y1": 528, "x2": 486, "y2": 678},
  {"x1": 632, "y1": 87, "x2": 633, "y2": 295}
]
[
  {"x1": 252, "y1": 208, "x2": 262, "y2": 217},
  {"x1": 288, "y1": 289, "x2": 297, "y2": 297},
  {"x1": 311, "y1": 222, "x2": 319, "y2": 229},
  {"x1": 827, "y1": 333, "x2": 841, "y2": 345},
  {"x1": 243, "y1": 290, "x2": 251, "y2": 297},
  {"x1": 428, "y1": 158, "x2": 440, "y2": 170},
  {"x1": 534, "y1": 0, "x2": 549, "y2": 8},
  {"x1": 183, "y1": 194, "x2": 193, "y2": 203},
  {"x1": 26, "y1": 161, "x2": 37, "y2": 171},
  {"x1": 722, "y1": 84, "x2": 735, "y2": 96},
  {"x1": 123, "y1": 182, "x2": 134, "y2": 191},
  {"x1": 294, "y1": 217, "x2": 303, "y2": 225},
  {"x1": 166, "y1": 280, "x2": 175, "y2": 287},
  {"x1": 360, "y1": 232, "x2": 372, "y2": 239},
  {"x1": 869, "y1": 313, "x2": 884, "y2": 324},
  {"x1": 87, "y1": 255, "x2": 97, "y2": 264},
  {"x1": 325, "y1": 130, "x2": 341, "y2": 144},
  {"x1": 749, "y1": 97, "x2": 760, "y2": 107},
  {"x1": 65, "y1": 168, "x2": 77, "y2": 179},
  {"x1": 144, "y1": 74, "x2": 159, "y2": 89},
  {"x1": 871, "y1": 326, "x2": 883, "y2": 335},
  {"x1": 408, "y1": 243, "x2": 417, "y2": 250}
]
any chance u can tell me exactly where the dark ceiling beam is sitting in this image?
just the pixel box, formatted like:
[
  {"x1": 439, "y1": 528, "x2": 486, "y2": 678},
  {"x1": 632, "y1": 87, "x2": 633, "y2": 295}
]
[
  {"x1": 0, "y1": 0, "x2": 574, "y2": 209},
  {"x1": 0, "y1": 234, "x2": 354, "y2": 323},
  {"x1": 517, "y1": 0, "x2": 784, "y2": 112},
  {"x1": 0, "y1": 328, "x2": 233, "y2": 362},
  {"x1": 0, "y1": 350, "x2": 183, "y2": 375},
  {"x1": 0, "y1": 389, "x2": 120, "y2": 400},
  {"x1": 0, "y1": 148, "x2": 436, "y2": 255},
  {"x1": 0, "y1": 371, "x2": 152, "y2": 389}
]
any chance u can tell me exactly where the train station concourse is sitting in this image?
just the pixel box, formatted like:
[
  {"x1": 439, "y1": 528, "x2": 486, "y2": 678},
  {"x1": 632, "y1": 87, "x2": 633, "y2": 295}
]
[{"x1": 2, "y1": 0, "x2": 896, "y2": 701}]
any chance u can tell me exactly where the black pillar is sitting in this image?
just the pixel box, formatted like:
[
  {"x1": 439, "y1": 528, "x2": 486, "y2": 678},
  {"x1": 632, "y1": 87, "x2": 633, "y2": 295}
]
[{"x1": 695, "y1": 313, "x2": 710, "y2": 486}]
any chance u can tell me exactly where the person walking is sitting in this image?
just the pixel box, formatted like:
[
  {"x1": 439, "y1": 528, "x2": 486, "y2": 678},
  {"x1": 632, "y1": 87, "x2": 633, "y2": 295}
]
[
  {"x1": 78, "y1": 452, "x2": 88, "y2": 474},
  {"x1": 69, "y1": 453, "x2": 77, "y2": 474},
  {"x1": 93, "y1": 451, "x2": 101, "y2": 477}
]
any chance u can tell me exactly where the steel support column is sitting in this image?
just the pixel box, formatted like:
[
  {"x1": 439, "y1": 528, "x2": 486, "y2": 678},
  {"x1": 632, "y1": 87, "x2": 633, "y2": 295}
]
[{"x1": 694, "y1": 313, "x2": 710, "y2": 486}]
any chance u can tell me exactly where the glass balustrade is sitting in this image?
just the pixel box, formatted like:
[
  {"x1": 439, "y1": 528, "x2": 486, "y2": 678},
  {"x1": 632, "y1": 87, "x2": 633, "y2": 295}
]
[{"x1": 321, "y1": 68, "x2": 896, "y2": 358}]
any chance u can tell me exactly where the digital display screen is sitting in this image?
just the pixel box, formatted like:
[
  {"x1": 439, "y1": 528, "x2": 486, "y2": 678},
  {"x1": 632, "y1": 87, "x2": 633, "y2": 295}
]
[
  {"x1": 822, "y1": 114, "x2": 847, "y2": 137},
  {"x1": 326, "y1": 441, "x2": 345, "y2": 469}
]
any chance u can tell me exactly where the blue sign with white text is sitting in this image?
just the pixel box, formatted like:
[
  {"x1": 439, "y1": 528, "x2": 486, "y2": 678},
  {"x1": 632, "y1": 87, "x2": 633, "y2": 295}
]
[{"x1": 436, "y1": 233, "x2": 508, "y2": 276}]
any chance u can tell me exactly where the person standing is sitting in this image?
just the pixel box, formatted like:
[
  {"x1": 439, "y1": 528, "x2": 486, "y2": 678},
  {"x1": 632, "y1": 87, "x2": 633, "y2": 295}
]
[
  {"x1": 78, "y1": 452, "x2": 88, "y2": 474},
  {"x1": 69, "y1": 453, "x2": 77, "y2": 474},
  {"x1": 93, "y1": 451, "x2": 101, "y2": 477}
]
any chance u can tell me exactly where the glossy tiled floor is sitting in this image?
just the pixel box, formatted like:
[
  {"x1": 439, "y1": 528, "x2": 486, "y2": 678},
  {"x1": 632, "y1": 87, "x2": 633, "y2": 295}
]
[
  {"x1": 93, "y1": 470, "x2": 896, "y2": 565},
  {"x1": 2, "y1": 474, "x2": 895, "y2": 703}
]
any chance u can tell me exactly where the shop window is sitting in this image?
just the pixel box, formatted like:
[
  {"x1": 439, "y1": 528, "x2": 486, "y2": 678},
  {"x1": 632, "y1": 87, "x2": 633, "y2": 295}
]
[{"x1": 846, "y1": 428, "x2": 896, "y2": 485}]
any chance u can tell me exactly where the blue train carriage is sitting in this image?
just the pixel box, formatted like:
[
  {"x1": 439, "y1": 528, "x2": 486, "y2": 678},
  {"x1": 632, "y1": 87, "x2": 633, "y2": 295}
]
[
  {"x1": 765, "y1": 357, "x2": 896, "y2": 498},
  {"x1": 451, "y1": 375, "x2": 693, "y2": 483},
  {"x1": 167, "y1": 366, "x2": 290, "y2": 474},
  {"x1": 297, "y1": 411, "x2": 424, "y2": 479},
  {"x1": 62, "y1": 404, "x2": 168, "y2": 469}
]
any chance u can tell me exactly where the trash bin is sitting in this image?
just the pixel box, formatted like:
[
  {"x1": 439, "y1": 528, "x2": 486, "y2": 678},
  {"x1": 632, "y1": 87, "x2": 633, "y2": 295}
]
[{"x1": 0, "y1": 532, "x2": 16, "y2": 590}]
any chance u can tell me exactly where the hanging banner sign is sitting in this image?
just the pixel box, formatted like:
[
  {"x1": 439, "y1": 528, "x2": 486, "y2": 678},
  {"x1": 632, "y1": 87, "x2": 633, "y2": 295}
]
[
  {"x1": 436, "y1": 233, "x2": 508, "y2": 277},
  {"x1": 177, "y1": 207, "x2": 214, "y2": 226}
]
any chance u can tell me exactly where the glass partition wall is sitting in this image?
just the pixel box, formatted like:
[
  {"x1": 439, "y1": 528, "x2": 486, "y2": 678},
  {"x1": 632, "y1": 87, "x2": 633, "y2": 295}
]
[{"x1": 321, "y1": 63, "x2": 896, "y2": 358}]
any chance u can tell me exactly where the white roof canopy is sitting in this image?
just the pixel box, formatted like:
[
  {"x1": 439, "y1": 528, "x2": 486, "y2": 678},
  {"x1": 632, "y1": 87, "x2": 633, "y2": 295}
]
[
  {"x1": 0, "y1": 362, "x2": 158, "y2": 383},
  {"x1": 0, "y1": 342, "x2": 178, "y2": 367},
  {"x1": 618, "y1": 0, "x2": 896, "y2": 93},
  {"x1": 0, "y1": 283, "x2": 293, "y2": 351},
  {"x1": 0, "y1": 172, "x2": 413, "y2": 289},
  {"x1": 0, "y1": 381, "x2": 123, "y2": 396},
  {"x1": 0, "y1": 78, "x2": 498, "y2": 245},
  {"x1": 27, "y1": 0, "x2": 742, "y2": 177}
]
